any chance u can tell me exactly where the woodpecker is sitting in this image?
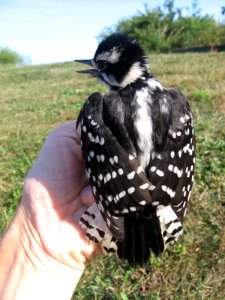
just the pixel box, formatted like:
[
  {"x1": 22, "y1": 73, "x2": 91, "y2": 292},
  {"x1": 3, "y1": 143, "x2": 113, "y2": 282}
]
[{"x1": 75, "y1": 33, "x2": 195, "y2": 265}]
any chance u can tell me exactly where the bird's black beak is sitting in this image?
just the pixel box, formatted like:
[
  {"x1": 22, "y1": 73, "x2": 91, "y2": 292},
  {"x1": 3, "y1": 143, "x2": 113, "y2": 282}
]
[{"x1": 74, "y1": 59, "x2": 99, "y2": 77}]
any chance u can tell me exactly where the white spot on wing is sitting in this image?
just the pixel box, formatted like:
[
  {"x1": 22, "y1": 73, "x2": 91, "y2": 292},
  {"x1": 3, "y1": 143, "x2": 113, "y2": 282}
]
[
  {"x1": 149, "y1": 183, "x2": 156, "y2": 191},
  {"x1": 99, "y1": 137, "x2": 105, "y2": 145},
  {"x1": 109, "y1": 157, "x2": 114, "y2": 165},
  {"x1": 178, "y1": 150, "x2": 182, "y2": 157},
  {"x1": 119, "y1": 191, "x2": 126, "y2": 198},
  {"x1": 113, "y1": 156, "x2": 118, "y2": 163},
  {"x1": 130, "y1": 207, "x2": 137, "y2": 212},
  {"x1": 107, "y1": 195, "x2": 113, "y2": 202},
  {"x1": 88, "y1": 132, "x2": 95, "y2": 142},
  {"x1": 91, "y1": 120, "x2": 97, "y2": 126},
  {"x1": 95, "y1": 135, "x2": 100, "y2": 144},
  {"x1": 127, "y1": 171, "x2": 135, "y2": 179},
  {"x1": 140, "y1": 200, "x2": 146, "y2": 205},
  {"x1": 169, "y1": 165, "x2": 183, "y2": 178},
  {"x1": 180, "y1": 117, "x2": 185, "y2": 124},
  {"x1": 127, "y1": 187, "x2": 135, "y2": 194},
  {"x1": 118, "y1": 168, "x2": 124, "y2": 175},
  {"x1": 161, "y1": 185, "x2": 176, "y2": 198},
  {"x1": 112, "y1": 171, "x2": 117, "y2": 178},
  {"x1": 98, "y1": 174, "x2": 103, "y2": 181},
  {"x1": 156, "y1": 169, "x2": 164, "y2": 177},
  {"x1": 168, "y1": 164, "x2": 174, "y2": 171},
  {"x1": 150, "y1": 166, "x2": 157, "y2": 172},
  {"x1": 140, "y1": 183, "x2": 149, "y2": 189},
  {"x1": 89, "y1": 151, "x2": 95, "y2": 158},
  {"x1": 105, "y1": 173, "x2": 111, "y2": 182}
]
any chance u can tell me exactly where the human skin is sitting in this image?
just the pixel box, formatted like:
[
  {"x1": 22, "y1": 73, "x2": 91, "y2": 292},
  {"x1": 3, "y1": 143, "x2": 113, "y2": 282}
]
[{"x1": 0, "y1": 121, "x2": 99, "y2": 300}]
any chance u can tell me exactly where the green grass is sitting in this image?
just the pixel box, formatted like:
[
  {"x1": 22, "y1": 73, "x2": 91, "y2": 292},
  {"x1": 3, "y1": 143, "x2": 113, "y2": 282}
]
[{"x1": 0, "y1": 53, "x2": 225, "y2": 299}]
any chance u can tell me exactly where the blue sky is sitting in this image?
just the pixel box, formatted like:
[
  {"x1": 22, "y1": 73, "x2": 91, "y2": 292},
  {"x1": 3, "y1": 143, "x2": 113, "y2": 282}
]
[{"x1": 0, "y1": 0, "x2": 224, "y2": 65}]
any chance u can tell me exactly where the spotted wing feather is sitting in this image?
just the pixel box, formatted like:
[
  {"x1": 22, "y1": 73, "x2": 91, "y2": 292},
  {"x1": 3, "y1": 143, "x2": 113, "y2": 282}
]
[
  {"x1": 77, "y1": 88, "x2": 195, "y2": 265},
  {"x1": 147, "y1": 89, "x2": 196, "y2": 247},
  {"x1": 77, "y1": 92, "x2": 152, "y2": 241}
]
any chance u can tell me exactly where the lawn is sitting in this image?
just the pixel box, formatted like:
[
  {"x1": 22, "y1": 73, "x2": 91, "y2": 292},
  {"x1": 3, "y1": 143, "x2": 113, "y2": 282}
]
[{"x1": 0, "y1": 53, "x2": 224, "y2": 299}]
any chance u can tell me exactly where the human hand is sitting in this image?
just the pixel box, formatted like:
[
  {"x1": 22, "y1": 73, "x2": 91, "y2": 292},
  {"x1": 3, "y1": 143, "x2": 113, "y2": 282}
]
[
  {"x1": 20, "y1": 121, "x2": 98, "y2": 270},
  {"x1": 0, "y1": 121, "x2": 99, "y2": 299}
]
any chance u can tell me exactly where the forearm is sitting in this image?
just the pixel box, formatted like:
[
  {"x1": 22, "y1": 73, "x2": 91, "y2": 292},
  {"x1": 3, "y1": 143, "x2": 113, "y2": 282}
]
[{"x1": 0, "y1": 207, "x2": 82, "y2": 300}]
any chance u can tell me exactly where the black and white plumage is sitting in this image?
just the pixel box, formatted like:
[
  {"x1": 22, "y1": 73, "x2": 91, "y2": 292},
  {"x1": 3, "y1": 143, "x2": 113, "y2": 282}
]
[{"x1": 75, "y1": 33, "x2": 195, "y2": 265}]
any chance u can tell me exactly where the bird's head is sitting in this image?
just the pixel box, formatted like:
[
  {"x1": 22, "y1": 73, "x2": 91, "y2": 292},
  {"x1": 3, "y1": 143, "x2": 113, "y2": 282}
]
[{"x1": 75, "y1": 33, "x2": 149, "y2": 89}]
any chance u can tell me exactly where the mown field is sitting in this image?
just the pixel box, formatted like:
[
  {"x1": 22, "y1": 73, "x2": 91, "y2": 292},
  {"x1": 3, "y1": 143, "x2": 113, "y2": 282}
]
[{"x1": 0, "y1": 53, "x2": 225, "y2": 299}]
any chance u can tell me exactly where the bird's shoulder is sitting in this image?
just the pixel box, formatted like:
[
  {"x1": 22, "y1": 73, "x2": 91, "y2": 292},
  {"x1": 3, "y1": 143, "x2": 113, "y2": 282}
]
[
  {"x1": 87, "y1": 90, "x2": 123, "y2": 105},
  {"x1": 166, "y1": 87, "x2": 191, "y2": 114},
  {"x1": 166, "y1": 87, "x2": 193, "y2": 140},
  {"x1": 79, "y1": 90, "x2": 124, "y2": 118}
]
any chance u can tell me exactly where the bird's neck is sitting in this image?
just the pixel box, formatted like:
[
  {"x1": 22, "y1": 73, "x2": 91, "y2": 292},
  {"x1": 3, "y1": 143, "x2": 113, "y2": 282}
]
[
  {"x1": 113, "y1": 74, "x2": 163, "y2": 100},
  {"x1": 110, "y1": 73, "x2": 152, "y2": 92}
]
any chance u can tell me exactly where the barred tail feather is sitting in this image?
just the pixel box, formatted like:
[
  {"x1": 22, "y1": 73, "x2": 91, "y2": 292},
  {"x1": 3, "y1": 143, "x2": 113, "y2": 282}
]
[
  {"x1": 79, "y1": 203, "x2": 118, "y2": 254},
  {"x1": 80, "y1": 203, "x2": 182, "y2": 265},
  {"x1": 156, "y1": 205, "x2": 183, "y2": 246}
]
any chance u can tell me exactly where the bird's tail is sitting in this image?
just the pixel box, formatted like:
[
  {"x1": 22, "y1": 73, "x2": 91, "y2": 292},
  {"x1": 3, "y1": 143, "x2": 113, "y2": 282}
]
[
  {"x1": 80, "y1": 204, "x2": 165, "y2": 266},
  {"x1": 80, "y1": 203, "x2": 118, "y2": 254},
  {"x1": 117, "y1": 205, "x2": 165, "y2": 266}
]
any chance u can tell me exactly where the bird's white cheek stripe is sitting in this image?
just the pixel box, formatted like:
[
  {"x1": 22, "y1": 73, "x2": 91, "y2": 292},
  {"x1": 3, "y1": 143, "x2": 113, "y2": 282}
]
[{"x1": 121, "y1": 62, "x2": 144, "y2": 87}]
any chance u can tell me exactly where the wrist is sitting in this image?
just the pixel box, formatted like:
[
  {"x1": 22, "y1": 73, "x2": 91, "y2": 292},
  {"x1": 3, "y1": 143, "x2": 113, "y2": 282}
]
[{"x1": 0, "y1": 206, "x2": 83, "y2": 300}]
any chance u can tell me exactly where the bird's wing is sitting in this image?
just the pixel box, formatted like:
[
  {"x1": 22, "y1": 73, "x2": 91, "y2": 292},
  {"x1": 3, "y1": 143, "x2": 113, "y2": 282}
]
[
  {"x1": 77, "y1": 92, "x2": 152, "y2": 241},
  {"x1": 116, "y1": 88, "x2": 196, "y2": 265},
  {"x1": 147, "y1": 88, "x2": 196, "y2": 246}
]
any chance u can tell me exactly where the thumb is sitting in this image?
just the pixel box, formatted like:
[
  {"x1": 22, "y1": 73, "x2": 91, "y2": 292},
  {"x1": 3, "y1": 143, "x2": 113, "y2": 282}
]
[{"x1": 80, "y1": 186, "x2": 95, "y2": 207}]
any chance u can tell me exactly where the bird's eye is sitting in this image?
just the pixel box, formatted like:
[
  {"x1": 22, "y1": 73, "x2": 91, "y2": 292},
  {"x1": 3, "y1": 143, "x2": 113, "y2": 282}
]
[{"x1": 97, "y1": 61, "x2": 107, "y2": 71}]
